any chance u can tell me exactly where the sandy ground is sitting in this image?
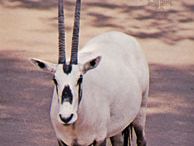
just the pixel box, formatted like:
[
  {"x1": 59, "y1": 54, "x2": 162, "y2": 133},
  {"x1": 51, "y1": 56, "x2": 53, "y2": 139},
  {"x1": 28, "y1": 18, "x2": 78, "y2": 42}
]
[{"x1": 0, "y1": 0, "x2": 194, "y2": 146}]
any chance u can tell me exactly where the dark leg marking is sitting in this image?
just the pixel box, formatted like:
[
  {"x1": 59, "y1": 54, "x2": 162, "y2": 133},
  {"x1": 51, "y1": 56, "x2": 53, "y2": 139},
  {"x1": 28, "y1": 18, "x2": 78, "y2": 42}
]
[
  {"x1": 58, "y1": 139, "x2": 68, "y2": 146},
  {"x1": 132, "y1": 124, "x2": 146, "y2": 146},
  {"x1": 122, "y1": 126, "x2": 129, "y2": 146},
  {"x1": 110, "y1": 124, "x2": 133, "y2": 146},
  {"x1": 110, "y1": 133, "x2": 123, "y2": 146}
]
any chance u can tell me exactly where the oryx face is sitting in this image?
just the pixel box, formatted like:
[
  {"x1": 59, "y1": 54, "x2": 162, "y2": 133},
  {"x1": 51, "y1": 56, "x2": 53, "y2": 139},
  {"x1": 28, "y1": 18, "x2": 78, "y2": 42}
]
[
  {"x1": 31, "y1": 56, "x2": 101, "y2": 125},
  {"x1": 53, "y1": 64, "x2": 83, "y2": 125}
]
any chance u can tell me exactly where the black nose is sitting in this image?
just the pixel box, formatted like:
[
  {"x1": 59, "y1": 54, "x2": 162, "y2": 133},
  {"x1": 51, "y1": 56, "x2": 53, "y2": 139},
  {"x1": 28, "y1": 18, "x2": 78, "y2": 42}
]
[{"x1": 59, "y1": 114, "x2": 73, "y2": 124}]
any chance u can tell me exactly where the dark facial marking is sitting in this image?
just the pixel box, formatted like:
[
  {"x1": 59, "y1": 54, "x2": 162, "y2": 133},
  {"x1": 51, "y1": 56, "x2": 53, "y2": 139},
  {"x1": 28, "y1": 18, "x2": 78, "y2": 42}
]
[
  {"x1": 63, "y1": 64, "x2": 72, "y2": 74},
  {"x1": 62, "y1": 85, "x2": 73, "y2": 104},
  {"x1": 77, "y1": 75, "x2": 83, "y2": 104},
  {"x1": 53, "y1": 77, "x2": 59, "y2": 94},
  {"x1": 53, "y1": 78, "x2": 58, "y2": 86},
  {"x1": 77, "y1": 75, "x2": 83, "y2": 85}
]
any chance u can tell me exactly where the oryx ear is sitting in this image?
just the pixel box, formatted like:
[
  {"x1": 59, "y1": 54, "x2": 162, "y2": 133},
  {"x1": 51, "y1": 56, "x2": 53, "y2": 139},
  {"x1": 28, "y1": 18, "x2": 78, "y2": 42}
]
[
  {"x1": 30, "y1": 58, "x2": 57, "y2": 73},
  {"x1": 82, "y1": 56, "x2": 101, "y2": 74}
]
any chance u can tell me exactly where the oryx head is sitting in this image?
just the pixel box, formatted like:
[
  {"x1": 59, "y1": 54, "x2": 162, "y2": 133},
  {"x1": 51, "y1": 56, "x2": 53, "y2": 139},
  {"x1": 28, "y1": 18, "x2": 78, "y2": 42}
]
[{"x1": 31, "y1": 0, "x2": 101, "y2": 125}]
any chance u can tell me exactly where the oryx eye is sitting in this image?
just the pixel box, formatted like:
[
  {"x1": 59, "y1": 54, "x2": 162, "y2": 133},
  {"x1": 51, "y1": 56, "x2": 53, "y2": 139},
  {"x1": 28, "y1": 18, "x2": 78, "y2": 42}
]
[
  {"x1": 77, "y1": 75, "x2": 83, "y2": 85},
  {"x1": 53, "y1": 78, "x2": 58, "y2": 86}
]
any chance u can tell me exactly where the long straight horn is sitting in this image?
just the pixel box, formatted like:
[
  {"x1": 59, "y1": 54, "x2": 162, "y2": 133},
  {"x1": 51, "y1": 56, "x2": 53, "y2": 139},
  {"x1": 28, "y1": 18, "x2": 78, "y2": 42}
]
[
  {"x1": 58, "y1": 0, "x2": 66, "y2": 64},
  {"x1": 70, "y1": 0, "x2": 81, "y2": 64}
]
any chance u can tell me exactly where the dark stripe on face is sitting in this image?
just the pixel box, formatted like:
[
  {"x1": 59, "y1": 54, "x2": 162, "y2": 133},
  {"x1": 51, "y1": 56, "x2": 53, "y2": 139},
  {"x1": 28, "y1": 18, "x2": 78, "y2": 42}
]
[
  {"x1": 62, "y1": 85, "x2": 73, "y2": 104},
  {"x1": 63, "y1": 64, "x2": 72, "y2": 74},
  {"x1": 53, "y1": 77, "x2": 59, "y2": 94},
  {"x1": 77, "y1": 75, "x2": 83, "y2": 104}
]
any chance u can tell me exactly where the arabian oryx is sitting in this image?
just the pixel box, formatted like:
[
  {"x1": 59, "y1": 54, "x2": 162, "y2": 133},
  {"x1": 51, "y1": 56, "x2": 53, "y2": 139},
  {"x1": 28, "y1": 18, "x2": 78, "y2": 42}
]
[{"x1": 31, "y1": 0, "x2": 149, "y2": 146}]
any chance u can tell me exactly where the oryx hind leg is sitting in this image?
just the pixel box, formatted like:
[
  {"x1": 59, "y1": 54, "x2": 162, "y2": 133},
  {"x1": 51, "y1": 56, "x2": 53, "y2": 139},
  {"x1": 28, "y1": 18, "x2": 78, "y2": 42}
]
[
  {"x1": 110, "y1": 133, "x2": 123, "y2": 146},
  {"x1": 132, "y1": 89, "x2": 148, "y2": 146},
  {"x1": 110, "y1": 124, "x2": 132, "y2": 146}
]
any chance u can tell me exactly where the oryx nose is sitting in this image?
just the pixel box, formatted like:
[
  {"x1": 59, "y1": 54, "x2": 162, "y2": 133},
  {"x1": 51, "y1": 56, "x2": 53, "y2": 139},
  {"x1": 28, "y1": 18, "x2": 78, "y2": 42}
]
[{"x1": 59, "y1": 114, "x2": 73, "y2": 124}]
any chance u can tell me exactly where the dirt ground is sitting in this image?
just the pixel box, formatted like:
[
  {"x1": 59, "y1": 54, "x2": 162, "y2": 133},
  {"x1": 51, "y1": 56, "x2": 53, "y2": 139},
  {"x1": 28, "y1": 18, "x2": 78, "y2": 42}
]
[{"x1": 0, "y1": 0, "x2": 194, "y2": 146}]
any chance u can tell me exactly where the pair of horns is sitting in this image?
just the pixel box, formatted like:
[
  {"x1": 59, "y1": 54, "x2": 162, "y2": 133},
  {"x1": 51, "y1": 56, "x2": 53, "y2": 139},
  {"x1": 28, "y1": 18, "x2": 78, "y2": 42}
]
[{"x1": 58, "y1": 0, "x2": 81, "y2": 64}]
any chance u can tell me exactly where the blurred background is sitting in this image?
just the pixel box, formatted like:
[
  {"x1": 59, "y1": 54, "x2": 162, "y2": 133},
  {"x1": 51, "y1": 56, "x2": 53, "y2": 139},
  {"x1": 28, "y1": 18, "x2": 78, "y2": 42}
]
[{"x1": 0, "y1": 0, "x2": 194, "y2": 146}]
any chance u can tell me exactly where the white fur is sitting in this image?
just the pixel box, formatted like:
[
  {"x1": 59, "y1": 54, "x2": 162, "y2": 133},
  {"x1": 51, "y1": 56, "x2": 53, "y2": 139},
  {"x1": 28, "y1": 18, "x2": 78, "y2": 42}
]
[{"x1": 49, "y1": 31, "x2": 149, "y2": 145}]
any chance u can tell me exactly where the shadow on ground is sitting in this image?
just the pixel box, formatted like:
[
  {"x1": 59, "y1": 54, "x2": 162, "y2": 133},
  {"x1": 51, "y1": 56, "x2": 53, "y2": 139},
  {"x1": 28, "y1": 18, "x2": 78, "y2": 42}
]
[
  {"x1": 0, "y1": 50, "x2": 56, "y2": 146},
  {"x1": 0, "y1": 0, "x2": 194, "y2": 45},
  {"x1": 147, "y1": 64, "x2": 194, "y2": 146}
]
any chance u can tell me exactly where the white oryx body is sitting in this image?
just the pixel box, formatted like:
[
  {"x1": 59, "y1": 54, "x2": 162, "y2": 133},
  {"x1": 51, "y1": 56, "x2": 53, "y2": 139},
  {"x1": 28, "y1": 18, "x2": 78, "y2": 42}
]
[{"x1": 50, "y1": 31, "x2": 149, "y2": 145}]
